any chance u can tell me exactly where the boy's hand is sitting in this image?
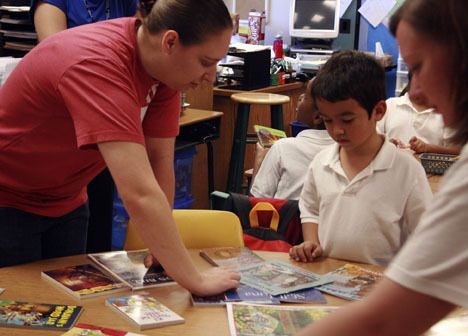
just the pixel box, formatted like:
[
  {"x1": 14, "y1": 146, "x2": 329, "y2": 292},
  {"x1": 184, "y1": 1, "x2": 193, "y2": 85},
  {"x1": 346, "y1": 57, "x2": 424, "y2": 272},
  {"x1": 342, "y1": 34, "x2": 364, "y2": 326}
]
[
  {"x1": 289, "y1": 241, "x2": 323, "y2": 262},
  {"x1": 144, "y1": 254, "x2": 160, "y2": 268},
  {"x1": 390, "y1": 138, "x2": 410, "y2": 149},
  {"x1": 409, "y1": 136, "x2": 428, "y2": 153},
  {"x1": 191, "y1": 267, "x2": 240, "y2": 296}
]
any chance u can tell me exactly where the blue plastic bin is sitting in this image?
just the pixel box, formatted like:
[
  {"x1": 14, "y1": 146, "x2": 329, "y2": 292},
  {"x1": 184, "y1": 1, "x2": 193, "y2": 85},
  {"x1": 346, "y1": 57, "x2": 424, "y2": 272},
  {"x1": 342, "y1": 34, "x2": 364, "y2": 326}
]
[
  {"x1": 290, "y1": 120, "x2": 311, "y2": 137},
  {"x1": 111, "y1": 194, "x2": 129, "y2": 250},
  {"x1": 174, "y1": 145, "x2": 197, "y2": 201}
]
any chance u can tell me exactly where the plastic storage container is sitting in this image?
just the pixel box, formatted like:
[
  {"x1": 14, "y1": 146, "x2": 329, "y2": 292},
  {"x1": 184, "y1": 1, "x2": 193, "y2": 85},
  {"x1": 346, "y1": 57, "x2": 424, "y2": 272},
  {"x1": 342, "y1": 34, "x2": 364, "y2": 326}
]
[
  {"x1": 174, "y1": 145, "x2": 197, "y2": 202},
  {"x1": 290, "y1": 120, "x2": 310, "y2": 137}
]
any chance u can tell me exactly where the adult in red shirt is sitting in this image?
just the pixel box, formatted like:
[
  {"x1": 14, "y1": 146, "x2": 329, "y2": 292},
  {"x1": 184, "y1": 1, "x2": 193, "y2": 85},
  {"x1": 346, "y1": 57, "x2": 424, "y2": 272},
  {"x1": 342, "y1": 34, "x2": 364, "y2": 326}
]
[{"x1": 0, "y1": 0, "x2": 240, "y2": 296}]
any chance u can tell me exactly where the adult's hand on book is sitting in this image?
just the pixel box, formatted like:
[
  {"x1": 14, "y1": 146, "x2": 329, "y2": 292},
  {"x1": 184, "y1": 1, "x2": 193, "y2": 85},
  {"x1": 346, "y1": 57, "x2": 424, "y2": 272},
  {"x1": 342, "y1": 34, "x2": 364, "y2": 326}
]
[
  {"x1": 144, "y1": 253, "x2": 160, "y2": 268},
  {"x1": 289, "y1": 241, "x2": 323, "y2": 262},
  {"x1": 192, "y1": 267, "x2": 240, "y2": 296}
]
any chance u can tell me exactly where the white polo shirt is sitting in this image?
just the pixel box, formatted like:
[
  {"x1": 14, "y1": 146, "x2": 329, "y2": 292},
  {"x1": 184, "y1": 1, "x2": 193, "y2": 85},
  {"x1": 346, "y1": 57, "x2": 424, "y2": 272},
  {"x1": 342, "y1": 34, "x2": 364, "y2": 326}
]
[
  {"x1": 386, "y1": 143, "x2": 468, "y2": 307},
  {"x1": 377, "y1": 93, "x2": 453, "y2": 146},
  {"x1": 299, "y1": 140, "x2": 433, "y2": 266},
  {"x1": 251, "y1": 129, "x2": 334, "y2": 200}
]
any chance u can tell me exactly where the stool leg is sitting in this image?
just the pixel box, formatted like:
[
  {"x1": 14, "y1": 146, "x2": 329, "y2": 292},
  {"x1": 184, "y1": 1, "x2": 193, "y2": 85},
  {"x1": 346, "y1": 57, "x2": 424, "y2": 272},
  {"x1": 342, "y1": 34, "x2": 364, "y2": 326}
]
[
  {"x1": 227, "y1": 102, "x2": 250, "y2": 193},
  {"x1": 270, "y1": 104, "x2": 285, "y2": 130},
  {"x1": 206, "y1": 141, "x2": 214, "y2": 198}
]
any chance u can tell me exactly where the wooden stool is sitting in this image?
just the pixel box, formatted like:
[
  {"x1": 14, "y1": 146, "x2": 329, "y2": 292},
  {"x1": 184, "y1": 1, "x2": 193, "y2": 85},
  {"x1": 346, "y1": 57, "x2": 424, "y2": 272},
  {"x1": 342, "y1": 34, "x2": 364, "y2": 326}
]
[{"x1": 227, "y1": 92, "x2": 290, "y2": 193}]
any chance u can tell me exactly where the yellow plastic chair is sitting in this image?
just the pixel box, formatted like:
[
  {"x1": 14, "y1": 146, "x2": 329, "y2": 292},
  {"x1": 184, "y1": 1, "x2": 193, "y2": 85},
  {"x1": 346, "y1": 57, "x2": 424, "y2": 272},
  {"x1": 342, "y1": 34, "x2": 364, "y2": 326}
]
[{"x1": 124, "y1": 209, "x2": 244, "y2": 250}]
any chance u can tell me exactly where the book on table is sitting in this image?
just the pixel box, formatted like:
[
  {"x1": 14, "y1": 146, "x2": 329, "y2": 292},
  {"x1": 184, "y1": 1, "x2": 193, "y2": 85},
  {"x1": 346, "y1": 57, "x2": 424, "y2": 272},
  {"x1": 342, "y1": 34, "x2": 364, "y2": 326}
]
[
  {"x1": 316, "y1": 263, "x2": 383, "y2": 301},
  {"x1": 226, "y1": 302, "x2": 338, "y2": 336},
  {"x1": 41, "y1": 264, "x2": 129, "y2": 299},
  {"x1": 105, "y1": 294, "x2": 184, "y2": 330},
  {"x1": 190, "y1": 293, "x2": 227, "y2": 307},
  {"x1": 254, "y1": 125, "x2": 287, "y2": 148},
  {"x1": 0, "y1": 299, "x2": 82, "y2": 330},
  {"x1": 61, "y1": 322, "x2": 146, "y2": 335},
  {"x1": 88, "y1": 249, "x2": 175, "y2": 290},
  {"x1": 199, "y1": 246, "x2": 264, "y2": 270},
  {"x1": 238, "y1": 259, "x2": 333, "y2": 296}
]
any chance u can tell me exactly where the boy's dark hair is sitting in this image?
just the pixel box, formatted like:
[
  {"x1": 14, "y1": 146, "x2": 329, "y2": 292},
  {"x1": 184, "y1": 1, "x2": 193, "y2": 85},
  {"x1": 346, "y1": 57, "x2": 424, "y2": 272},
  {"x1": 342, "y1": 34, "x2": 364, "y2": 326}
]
[
  {"x1": 140, "y1": 0, "x2": 233, "y2": 46},
  {"x1": 312, "y1": 50, "x2": 386, "y2": 118}
]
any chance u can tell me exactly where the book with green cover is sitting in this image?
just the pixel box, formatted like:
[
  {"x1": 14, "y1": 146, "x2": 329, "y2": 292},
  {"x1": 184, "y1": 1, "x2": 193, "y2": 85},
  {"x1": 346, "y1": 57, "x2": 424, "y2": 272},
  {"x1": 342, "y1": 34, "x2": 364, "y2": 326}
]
[
  {"x1": 254, "y1": 125, "x2": 287, "y2": 148},
  {"x1": 227, "y1": 302, "x2": 338, "y2": 336},
  {"x1": 0, "y1": 300, "x2": 82, "y2": 330}
]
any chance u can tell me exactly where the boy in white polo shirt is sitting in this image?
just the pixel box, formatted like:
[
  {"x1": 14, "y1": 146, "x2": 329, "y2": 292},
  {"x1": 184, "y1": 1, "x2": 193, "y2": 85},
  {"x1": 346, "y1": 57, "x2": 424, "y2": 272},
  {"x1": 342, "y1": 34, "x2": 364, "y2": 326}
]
[
  {"x1": 377, "y1": 74, "x2": 461, "y2": 155},
  {"x1": 250, "y1": 79, "x2": 334, "y2": 200},
  {"x1": 289, "y1": 50, "x2": 433, "y2": 266}
]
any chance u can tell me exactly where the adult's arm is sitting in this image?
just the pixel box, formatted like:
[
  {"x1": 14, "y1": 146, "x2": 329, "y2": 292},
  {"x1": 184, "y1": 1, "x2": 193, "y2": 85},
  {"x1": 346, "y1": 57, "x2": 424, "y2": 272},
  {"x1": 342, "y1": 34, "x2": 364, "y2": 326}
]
[
  {"x1": 34, "y1": 1, "x2": 67, "y2": 42},
  {"x1": 298, "y1": 277, "x2": 454, "y2": 336},
  {"x1": 98, "y1": 141, "x2": 240, "y2": 295}
]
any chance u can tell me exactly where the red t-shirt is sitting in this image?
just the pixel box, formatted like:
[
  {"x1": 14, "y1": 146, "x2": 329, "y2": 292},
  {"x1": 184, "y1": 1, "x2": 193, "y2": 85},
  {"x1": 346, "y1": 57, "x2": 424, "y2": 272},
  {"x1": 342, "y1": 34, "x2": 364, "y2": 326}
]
[{"x1": 0, "y1": 18, "x2": 180, "y2": 216}]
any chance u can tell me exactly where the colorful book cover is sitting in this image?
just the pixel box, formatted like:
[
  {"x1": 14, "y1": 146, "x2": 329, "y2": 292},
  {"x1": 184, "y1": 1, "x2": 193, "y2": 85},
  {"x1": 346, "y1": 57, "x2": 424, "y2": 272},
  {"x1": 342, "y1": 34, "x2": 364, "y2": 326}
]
[
  {"x1": 427, "y1": 310, "x2": 468, "y2": 336},
  {"x1": 199, "y1": 246, "x2": 264, "y2": 270},
  {"x1": 105, "y1": 294, "x2": 184, "y2": 330},
  {"x1": 225, "y1": 285, "x2": 281, "y2": 304},
  {"x1": 226, "y1": 302, "x2": 338, "y2": 336},
  {"x1": 41, "y1": 264, "x2": 128, "y2": 299},
  {"x1": 254, "y1": 125, "x2": 287, "y2": 148},
  {"x1": 191, "y1": 293, "x2": 226, "y2": 307},
  {"x1": 0, "y1": 300, "x2": 83, "y2": 330},
  {"x1": 88, "y1": 249, "x2": 175, "y2": 290},
  {"x1": 275, "y1": 287, "x2": 327, "y2": 304},
  {"x1": 317, "y1": 264, "x2": 383, "y2": 301},
  {"x1": 61, "y1": 323, "x2": 146, "y2": 335},
  {"x1": 239, "y1": 260, "x2": 333, "y2": 296}
]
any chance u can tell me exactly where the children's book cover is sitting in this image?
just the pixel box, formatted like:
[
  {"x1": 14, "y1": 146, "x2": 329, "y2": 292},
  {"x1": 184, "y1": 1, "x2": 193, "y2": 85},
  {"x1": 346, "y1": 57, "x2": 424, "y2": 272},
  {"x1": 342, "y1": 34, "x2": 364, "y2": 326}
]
[
  {"x1": 317, "y1": 264, "x2": 383, "y2": 301},
  {"x1": 199, "y1": 246, "x2": 264, "y2": 270},
  {"x1": 274, "y1": 287, "x2": 327, "y2": 304},
  {"x1": 88, "y1": 249, "x2": 175, "y2": 290},
  {"x1": 239, "y1": 260, "x2": 333, "y2": 296},
  {"x1": 226, "y1": 302, "x2": 338, "y2": 336},
  {"x1": 0, "y1": 300, "x2": 83, "y2": 330},
  {"x1": 225, "y1": 285, "x2": 281, "y2": 304},
  {"x1": 42, "y1": 264, "x2": 128, "y2": 299},
  {"x1": 61, "y1": 322, "x2": 146, "y2": 335},
  {"x1": 426, "y1": 310, "x2": 468, "y2": 336},
  {"x1": 191, "y1": 293, "x2": 226, "y2": 307},
  {"x1": 254, "y1": 125, "x2": 287, "y2": 148},
  {"x1": 105, "y1": 294, "x2": 184, "y2": 330}
]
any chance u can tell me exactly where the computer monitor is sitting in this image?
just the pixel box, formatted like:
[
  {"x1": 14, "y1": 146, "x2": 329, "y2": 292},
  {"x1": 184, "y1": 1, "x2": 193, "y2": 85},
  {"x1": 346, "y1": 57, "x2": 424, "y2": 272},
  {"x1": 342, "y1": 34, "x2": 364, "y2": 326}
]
[{"x1": 289, "y1": 0, "x2": 340, "y2": 39}]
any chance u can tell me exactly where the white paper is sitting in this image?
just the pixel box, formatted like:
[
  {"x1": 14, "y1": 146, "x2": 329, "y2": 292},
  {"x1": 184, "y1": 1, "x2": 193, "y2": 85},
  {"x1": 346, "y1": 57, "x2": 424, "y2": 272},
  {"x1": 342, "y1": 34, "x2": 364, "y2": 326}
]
[
  {"x1": 358, "y1": 0, "x2": 397, "y2": 28},
  {"x1": 340, "y1": 0, "x2": 353, "y2": 18}
]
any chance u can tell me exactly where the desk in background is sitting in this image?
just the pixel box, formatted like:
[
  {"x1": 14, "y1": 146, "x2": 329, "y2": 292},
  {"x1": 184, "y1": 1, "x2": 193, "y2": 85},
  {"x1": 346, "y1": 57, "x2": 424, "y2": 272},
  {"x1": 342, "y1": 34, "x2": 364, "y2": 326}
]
[
  {"x1": 0, "y1": 251, "x2": 381, "y2": 336},
  {"x1": 213, "y1": 82, "x2": 305, "y2": 194}
]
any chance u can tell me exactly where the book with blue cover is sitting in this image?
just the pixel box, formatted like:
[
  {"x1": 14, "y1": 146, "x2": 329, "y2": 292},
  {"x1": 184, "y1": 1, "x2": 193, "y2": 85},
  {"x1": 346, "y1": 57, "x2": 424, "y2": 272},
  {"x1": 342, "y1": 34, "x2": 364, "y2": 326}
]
[{"x1": 239, "y1": 260, "x2": 333, "y2": 296}]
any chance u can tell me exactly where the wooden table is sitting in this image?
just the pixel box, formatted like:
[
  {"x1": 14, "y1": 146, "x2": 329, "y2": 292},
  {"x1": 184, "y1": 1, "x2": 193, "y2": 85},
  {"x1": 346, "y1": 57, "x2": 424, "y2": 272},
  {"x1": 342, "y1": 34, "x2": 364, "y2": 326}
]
[{"x1": 0, "y1": 251, "x2": 380, "y2": 336}]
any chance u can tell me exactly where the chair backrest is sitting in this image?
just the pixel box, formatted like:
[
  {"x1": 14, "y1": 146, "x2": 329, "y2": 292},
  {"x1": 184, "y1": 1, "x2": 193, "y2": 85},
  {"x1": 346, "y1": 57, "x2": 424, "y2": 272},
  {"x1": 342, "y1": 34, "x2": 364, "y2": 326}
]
[{"x1": 123, "y1": 209, "x2": 244, "y2": 250}]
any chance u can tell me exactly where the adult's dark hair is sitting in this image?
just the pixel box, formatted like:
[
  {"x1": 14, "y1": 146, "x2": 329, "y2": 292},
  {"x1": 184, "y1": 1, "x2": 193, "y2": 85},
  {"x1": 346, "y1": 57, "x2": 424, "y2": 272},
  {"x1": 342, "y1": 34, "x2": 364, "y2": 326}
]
[
  {"x1": 390, "y1": 0, "x2": 468, "y2": 144},
  {"x1": 312, "y1": 50, "x2": 386, "y2": 118},
  {"x1": 139, "y1": 0, "x2": 233, "y2": 46}
]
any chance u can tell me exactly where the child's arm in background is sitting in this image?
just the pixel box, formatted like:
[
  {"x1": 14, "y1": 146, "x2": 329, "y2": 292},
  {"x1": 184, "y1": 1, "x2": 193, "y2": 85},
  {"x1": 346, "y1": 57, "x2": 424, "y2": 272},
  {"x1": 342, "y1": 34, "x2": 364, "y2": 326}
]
[
  {"x1": 409, "y1": 136, "x2": 462, "y2": 155},
  {"x1": 289, "y1": 222, "x2": 322, "y2": 262}
]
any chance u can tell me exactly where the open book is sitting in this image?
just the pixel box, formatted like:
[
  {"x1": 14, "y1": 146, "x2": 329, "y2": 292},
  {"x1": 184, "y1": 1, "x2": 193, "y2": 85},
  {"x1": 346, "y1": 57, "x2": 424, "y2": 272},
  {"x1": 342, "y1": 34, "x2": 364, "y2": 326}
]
[{"x1": 254, "y1": 125, "x2": 286, "y2": 148}]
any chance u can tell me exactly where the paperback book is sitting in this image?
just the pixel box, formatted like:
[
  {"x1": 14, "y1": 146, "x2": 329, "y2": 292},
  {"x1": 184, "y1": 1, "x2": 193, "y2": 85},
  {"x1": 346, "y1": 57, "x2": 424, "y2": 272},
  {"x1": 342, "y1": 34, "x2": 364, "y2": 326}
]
[
  {"x1": 199, "y1": 246, "x2": 264, "y2": 270},
  {"x1": 227, "y1": 302, "x2": 338, "y2": 336},
  {"x1": 88, "y1": 249, "x2": 175, "y2": 290},
  {"x1": 0, "y1": 300, "x2": 83, "y2": 330},
  {"x1": 317, "y1": 264, "x2": 383, "y2": 301},
  {"x1": 225, "y1": 284, "x2": 327, "y2": 304},
  {"x1": 61, "y1": 323, "x2": 146, "y2": 335},
  {"x1": 190, "y1": 293, "x2": 226, "y2": 307},
  {"x1": 41, "y1": 264, "x2": 128, "y2": 299},
  {"x1": 106, "y1": 294, "x2": 184, "y2": 330},
  {"x1": 254, "y1": 125, "x2": 287, "y2": 148},
  {"x1": 239, "y1": 260, "x2": 333, "y2": 296}
]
